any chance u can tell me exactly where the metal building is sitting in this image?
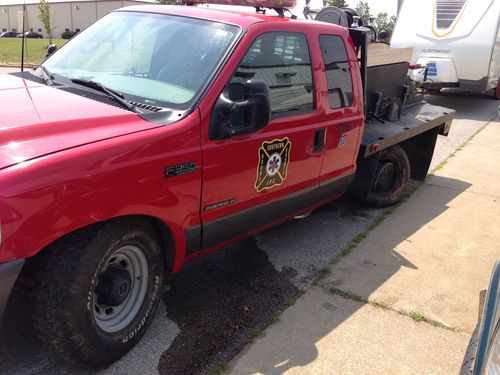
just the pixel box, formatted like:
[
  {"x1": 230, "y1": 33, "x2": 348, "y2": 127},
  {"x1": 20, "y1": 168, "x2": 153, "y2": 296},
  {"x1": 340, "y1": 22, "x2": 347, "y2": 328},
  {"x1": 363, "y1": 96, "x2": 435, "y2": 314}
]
[{"x1": 0, "y1": 0, "x2": 154, "y2": 38}]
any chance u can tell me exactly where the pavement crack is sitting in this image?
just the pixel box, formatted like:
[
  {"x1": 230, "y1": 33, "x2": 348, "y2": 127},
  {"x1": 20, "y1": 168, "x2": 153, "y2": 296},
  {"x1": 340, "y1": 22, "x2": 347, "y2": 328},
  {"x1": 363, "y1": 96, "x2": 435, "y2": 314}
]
[
  {"x1": 424, "y1": 182, "x2": 500, "y2": 200},
  {"x1": 325, "y1": 286, "x2": 466, "y2": 334}
]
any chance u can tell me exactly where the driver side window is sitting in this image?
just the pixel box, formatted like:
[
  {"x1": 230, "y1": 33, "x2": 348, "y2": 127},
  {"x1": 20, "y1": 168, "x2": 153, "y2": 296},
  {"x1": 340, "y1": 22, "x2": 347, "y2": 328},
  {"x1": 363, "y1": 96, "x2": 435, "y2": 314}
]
[{"x1": 229, "y1": 32, "x2": 314, "y2": 117}]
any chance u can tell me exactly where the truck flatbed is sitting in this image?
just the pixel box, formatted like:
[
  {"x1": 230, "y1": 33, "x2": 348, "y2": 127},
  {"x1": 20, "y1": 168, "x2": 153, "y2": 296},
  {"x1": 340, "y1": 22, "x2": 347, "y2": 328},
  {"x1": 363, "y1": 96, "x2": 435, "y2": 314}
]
[{"x1": 360, "y1": 102, "x2": 455, "y2": 157}]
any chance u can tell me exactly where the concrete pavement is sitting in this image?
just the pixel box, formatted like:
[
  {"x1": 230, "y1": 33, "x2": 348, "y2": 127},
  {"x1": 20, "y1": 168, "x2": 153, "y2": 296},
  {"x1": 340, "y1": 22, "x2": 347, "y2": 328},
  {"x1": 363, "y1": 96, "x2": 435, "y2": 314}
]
[
  {"x1": 0, "y1": 67, "x2": 19, "y2": 74},
  {"x1": 228, "y1": 117, "x2": 500, "y2": 374}
]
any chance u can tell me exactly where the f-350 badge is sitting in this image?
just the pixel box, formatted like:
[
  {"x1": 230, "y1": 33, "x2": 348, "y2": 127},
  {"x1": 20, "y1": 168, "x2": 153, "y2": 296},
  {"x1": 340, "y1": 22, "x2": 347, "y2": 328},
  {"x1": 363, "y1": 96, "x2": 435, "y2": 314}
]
[{"x1": 254, "y1": 137, "x2": 291, "y2": 192}]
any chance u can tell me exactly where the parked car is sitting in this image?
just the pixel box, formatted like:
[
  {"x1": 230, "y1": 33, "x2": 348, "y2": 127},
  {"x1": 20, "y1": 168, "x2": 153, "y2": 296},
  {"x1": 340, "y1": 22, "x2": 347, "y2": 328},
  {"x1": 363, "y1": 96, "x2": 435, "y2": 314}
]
[
  {"x1": 26, "y1": 31, "x2": 44, "y2": 39},
  {"x1": 16, "y1": 31, "x2": 43, "y2": 38},
  {"x1": 461, "y1": 261, "x2": 500, "y2": 374},
  {"x1": 0, "y1": 32, "x2": 17, "y2": 38}
]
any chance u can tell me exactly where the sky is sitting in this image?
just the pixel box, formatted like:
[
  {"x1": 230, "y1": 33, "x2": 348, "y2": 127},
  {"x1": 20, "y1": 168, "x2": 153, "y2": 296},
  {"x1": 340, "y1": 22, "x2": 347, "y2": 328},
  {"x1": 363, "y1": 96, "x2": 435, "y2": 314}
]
[{"x1": 0, "y1": 0, "x2": 399, "y2": 16}]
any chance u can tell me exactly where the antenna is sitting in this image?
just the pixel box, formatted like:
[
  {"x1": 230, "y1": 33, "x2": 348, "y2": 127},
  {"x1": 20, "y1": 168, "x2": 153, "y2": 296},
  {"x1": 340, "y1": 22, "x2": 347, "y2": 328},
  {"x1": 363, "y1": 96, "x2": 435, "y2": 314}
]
[{"x1": 21, "y1": 0, "x2": 26, "y2": 71}]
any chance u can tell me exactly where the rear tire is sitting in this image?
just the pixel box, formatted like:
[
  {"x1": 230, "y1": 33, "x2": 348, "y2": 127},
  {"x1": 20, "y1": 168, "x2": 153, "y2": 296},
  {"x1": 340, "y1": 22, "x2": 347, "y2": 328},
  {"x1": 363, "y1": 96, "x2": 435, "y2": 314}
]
[
  {"x1": 32, "y1": 218, "x2": 164, "y2": 367},
  {"x1": 361, "y1": 145, "x2": 411, "y2": 207}
]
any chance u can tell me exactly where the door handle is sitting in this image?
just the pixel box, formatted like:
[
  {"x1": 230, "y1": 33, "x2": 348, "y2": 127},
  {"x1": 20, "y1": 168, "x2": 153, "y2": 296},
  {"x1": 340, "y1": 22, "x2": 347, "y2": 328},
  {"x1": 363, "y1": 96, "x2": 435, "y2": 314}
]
[{"x1": 313, "y1": 129, "x2": 326, "y2": 153}]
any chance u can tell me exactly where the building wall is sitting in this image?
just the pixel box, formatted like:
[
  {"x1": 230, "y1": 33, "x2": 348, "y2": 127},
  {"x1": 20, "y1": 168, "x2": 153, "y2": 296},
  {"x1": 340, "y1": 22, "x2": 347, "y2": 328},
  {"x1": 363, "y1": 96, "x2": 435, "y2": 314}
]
[{"x1": 0, "y1": 1, "x2": 149, "y2": 37}]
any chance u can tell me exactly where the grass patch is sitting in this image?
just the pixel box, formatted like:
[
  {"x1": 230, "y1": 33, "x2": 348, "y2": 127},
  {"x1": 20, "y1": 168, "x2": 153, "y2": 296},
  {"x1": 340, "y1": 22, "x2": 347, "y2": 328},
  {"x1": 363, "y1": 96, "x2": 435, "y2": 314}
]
[
  {"x1": 270, "y1": 313, "x2": 281, "y2": 323},
  {"x1": 208, "y1": 361, "x2": 228, "y2": 375},
  {"x1": 246, "y1": 328, "x2": 263, "y2": 344},
  {"x1": 370, "y1": 300, "x2": 390, "y2": 310},
  {"x1": 330, "y1": 287, "x2": 457, "y2": 331},
  {"x1": 0, "y1": 38, "x2": 67, "y2": 66},
  {"x1": 312, "y1": 267, "x2": 331, "y2": 286},
  {"x1": 405, "y1": 310, "x2": 454, "y2": 330},
  {"x1": 329, "y1": 287, "x2": 365, "y2": 303},
  {"x1": 408, "y1": 311, "x2": 426, "y2": 322}
]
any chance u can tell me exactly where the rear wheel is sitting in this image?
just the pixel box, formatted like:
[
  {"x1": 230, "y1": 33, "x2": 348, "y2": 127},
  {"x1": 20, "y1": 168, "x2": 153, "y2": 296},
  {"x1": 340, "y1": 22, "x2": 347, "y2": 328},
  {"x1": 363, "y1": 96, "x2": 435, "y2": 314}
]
[
  {"x1": 494, "y1": 79, "x2": 500, "y2": 100},
  {"x1": 361, "y1": 145, "x2": 411, "y2": 207},
  {"x1": 32, "y1": 218, "x2": 164, "y2": 367}
]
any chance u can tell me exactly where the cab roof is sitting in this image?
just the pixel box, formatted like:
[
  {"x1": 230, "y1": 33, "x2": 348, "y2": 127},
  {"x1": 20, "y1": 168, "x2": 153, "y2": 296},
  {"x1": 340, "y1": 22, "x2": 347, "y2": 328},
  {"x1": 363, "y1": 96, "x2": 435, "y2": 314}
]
[{"x1": 118, "y1": 4, "x2": 322, "y2": 30}]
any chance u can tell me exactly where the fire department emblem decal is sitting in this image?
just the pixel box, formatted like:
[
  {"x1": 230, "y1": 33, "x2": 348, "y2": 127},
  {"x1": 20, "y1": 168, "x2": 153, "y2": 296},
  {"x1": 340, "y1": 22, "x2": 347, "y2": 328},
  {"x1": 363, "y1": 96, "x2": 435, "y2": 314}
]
[{"x1": 254, "y1": 137, "x2": 291, "y2": 192}]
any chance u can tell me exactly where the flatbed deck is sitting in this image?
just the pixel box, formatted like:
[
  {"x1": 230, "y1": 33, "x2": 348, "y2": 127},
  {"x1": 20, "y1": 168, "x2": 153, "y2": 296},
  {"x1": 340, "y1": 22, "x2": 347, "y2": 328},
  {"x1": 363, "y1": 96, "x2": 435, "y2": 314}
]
[{"x1": 360, "y1": 102, "x2": 455, "y2": 157}]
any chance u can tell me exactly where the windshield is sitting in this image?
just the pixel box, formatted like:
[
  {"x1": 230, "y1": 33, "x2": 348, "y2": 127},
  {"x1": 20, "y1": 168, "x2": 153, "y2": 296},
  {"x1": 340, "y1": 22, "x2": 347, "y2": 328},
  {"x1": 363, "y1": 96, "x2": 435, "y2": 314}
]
[{"x1": 44, "y1": 11, "x2": 239, "y2": 109}]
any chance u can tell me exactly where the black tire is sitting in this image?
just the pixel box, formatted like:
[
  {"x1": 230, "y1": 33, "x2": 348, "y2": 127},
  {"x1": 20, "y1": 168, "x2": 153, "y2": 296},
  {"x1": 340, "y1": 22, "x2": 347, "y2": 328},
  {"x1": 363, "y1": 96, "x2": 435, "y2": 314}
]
[
  {"x1": 460, "y1": 326, "x2": 478, "y2": 375},
  {"x1": 32, "y1": 218, "x2": 164, "y2": 367},
  {"x1": 361, "y1": 145, "x2": 411, "y2": 207},
  {"x1": 493, "y1": 79, "x2": 500, "y2": 100}
]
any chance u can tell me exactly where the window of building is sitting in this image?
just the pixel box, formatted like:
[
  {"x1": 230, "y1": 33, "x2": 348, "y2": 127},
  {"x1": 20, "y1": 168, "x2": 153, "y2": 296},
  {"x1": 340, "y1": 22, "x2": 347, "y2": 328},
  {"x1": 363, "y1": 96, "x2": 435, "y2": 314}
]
[
  {"x1": 2, "y1": 28, "x2": 6, "y2": 32},
  {"x1": 30, "y1": 28, "x2": 33, "y2": 32},
  {"x1": 319, "y1": 35, "x2": 353, "y2": 109},
  {"x1": 38, "y1": 28, "x2": 42, "y2": 32},
  {"x1": 76, "y1": 29, "x2": 80, "y2": 32},
  {"x1": 12, "y1": 28, "x2": 16, "y2": 33},
  {"x1": 229, "y1": 32, "x2": 314, "y2": 116},
  {"x1": 65, "y1": 28, "x2": 69, "y2": 32}
]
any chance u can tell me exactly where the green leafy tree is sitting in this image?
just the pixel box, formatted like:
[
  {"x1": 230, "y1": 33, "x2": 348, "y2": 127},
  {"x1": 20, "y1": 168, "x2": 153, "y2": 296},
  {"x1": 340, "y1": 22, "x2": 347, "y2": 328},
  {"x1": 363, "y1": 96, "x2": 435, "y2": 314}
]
[
  {"x1": 355, "y1": 1, "x2": 371, "y2": 23},
  {"x1": 326, "y1": 0, "x2": 349, "y2": 7},
  {"x1": 375, "y1": 12, "x2": 397, "y2": 36},
  {"x1": 38, "y1": 0, "x2": 55, "y2": 44}
]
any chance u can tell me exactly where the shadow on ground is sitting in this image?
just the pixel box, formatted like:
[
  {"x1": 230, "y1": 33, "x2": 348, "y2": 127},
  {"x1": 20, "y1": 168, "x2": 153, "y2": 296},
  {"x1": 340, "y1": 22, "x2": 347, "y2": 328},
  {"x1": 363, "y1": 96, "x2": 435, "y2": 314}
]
[
  {"x1": 229, "y1": 175, "x2": 472, "y2": 375},
  {"x1": 0, "y1": 176, "x2": 471, "y2": 375}
]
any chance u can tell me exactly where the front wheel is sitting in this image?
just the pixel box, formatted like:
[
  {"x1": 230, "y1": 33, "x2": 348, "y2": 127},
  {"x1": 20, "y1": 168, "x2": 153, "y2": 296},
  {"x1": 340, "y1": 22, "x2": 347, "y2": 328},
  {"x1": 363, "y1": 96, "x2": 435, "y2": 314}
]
[
  {"x1": 360, "y1": 145, "x2": 411, "y2": 207},
  {"x1": 32, "y1": 218, "x2": 164, "y2": 367}
]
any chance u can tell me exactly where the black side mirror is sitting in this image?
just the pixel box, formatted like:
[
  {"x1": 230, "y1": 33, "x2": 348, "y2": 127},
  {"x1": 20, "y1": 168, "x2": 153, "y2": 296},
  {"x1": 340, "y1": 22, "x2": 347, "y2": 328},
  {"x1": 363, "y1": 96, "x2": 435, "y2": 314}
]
[
  {"x1": 210, "y1": 79, "x2": 271, "y2": 140},
  {"x1": 46, "y1": 44, "x2": 57, "y2": 58}
]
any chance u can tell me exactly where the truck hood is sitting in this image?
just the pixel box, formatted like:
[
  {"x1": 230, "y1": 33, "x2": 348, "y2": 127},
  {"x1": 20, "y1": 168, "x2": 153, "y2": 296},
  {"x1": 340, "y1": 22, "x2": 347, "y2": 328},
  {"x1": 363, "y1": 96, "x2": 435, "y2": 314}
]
[{"x1": 0, "y1": 73, "x2": 163, "y2": 170}]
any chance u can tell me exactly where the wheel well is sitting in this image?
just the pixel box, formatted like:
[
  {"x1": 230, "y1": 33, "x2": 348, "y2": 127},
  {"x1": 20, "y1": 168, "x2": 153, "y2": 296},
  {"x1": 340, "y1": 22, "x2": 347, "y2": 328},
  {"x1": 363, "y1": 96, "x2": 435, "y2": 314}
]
[
  {"x1": 23, "y1": 215, "x2": 176, "y2": 275},
  {"x1": 399, "y1": 126, "x2": 440, "y2": 181}
]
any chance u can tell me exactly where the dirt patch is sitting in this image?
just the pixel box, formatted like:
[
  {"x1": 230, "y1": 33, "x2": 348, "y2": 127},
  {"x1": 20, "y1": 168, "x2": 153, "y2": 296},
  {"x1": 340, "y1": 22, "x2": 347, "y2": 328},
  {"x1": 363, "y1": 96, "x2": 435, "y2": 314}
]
[{"x1": 158, "y1": 237, "x2": 299, "y2": 375}]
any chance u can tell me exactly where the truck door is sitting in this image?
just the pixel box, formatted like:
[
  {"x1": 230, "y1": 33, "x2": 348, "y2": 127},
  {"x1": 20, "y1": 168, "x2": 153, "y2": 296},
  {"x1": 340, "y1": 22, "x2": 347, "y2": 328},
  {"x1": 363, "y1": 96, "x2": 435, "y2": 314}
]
[
  {"x1": 316, "y1": 33, "x2": 364, "y2": 185},
  {"x1": 199, "y1": 30, "x2": 324, "y2": 250}
]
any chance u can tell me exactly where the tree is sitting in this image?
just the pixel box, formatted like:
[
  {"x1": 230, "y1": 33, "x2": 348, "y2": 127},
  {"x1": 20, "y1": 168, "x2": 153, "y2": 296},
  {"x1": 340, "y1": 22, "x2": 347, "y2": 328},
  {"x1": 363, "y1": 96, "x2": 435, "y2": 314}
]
[
  {"x1": 375, "y1": 12, "x2": 397, "y2": 37},
  {"x1": 155, "y1": 0, "x2": 178, "y2": 4},
  {"x1": 38, "y1": 0, "x2": 55, "y2": 44},
  {"x1": 326, "y1": 0, "x2": 349, "y2": 7},
  {"x1": 355, "y1": 1, "x2": 371, "y2": 23}
]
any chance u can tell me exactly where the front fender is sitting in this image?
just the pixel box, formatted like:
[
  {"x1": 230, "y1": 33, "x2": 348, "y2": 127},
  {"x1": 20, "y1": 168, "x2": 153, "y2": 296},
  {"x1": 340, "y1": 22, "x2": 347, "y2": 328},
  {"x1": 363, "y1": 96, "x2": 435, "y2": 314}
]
[{"x1": 0, "y1": 114, "x2": 201, "y2": 270}]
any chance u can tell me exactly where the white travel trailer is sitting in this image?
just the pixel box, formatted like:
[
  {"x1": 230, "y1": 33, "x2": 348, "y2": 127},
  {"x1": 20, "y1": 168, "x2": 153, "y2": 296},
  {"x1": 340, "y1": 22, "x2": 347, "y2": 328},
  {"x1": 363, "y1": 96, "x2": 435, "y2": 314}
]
[{"x1": 391, "y1": 0, "x2": 500, "y2": 98}]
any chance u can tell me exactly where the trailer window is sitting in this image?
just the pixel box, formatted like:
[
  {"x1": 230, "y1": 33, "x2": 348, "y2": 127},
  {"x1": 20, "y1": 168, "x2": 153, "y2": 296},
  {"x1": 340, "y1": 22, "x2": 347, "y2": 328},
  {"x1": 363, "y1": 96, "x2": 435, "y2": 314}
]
[
  {"x1": 230, "y1": 32, "x2": 314, "y2": 116},
  {"x1": 319, "y1": 35, "x2": 353, "y2": 109}
]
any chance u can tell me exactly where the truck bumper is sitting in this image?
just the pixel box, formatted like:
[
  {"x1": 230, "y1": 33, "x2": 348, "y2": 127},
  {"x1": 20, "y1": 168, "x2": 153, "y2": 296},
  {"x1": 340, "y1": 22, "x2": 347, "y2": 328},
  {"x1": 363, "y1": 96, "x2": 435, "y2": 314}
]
[{"x1": 0, "y1": 259, "x2": 24, "y2": 328}]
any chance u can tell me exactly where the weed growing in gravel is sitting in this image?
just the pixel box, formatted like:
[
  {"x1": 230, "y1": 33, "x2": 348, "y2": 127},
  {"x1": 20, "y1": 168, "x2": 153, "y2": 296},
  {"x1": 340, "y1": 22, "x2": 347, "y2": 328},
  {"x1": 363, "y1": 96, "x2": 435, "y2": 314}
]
[
  {"x1": 329, "y1": 288, "x2": 364, "y2": 302},
  {"x1": 247, "y1": 328, "x2": 263, "y2": 343},
  {"x1": 208, "y1": 361, "x2": 228, "y2": 375},
  {"x1": 370, "y1": 300, "x2": 390, "y2": 310},
  {"x1": 408, "y1": 311, "x2": 427, "y2": 322},
  {"x1": 312, "y1": 267, "x2": 331, "y2": 286},
  {"x1": 270, "y1": 313, "x2": 281, "y2": 323}
]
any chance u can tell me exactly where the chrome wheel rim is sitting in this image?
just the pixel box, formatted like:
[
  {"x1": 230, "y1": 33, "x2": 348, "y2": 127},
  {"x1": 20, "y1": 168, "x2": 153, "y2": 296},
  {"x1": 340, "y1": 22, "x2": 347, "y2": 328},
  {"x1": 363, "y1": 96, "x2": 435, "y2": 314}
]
[{"x1": 92, "y1": 244, "x2": 148, "y2": 333}]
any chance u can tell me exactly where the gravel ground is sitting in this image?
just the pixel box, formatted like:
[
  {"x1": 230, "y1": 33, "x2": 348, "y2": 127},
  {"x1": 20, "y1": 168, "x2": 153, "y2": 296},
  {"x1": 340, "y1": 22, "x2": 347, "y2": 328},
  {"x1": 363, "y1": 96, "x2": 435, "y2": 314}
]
[{"x1": 0, "y1": 92, "x2": 498, "y2": 374}]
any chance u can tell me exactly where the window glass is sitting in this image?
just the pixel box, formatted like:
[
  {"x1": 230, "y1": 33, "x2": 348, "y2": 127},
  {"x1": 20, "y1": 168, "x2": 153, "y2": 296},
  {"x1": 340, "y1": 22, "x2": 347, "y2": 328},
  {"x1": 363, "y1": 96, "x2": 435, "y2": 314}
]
[
  {"x1": 44, "y1": 12, "x2": 238, "y2": 109},
  {"x1": 319, "y1": 35, "x2": 353, "y2": 109},
  {"x1": 230, "y1": 32, "x2": 313, "y2": 115}
]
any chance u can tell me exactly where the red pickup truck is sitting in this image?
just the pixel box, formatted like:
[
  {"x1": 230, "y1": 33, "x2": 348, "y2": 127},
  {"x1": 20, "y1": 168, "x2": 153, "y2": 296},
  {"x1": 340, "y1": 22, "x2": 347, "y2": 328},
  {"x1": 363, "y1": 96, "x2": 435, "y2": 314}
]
[{"x1": 0, "y1": 4, "x2": 454, "y2": 366}]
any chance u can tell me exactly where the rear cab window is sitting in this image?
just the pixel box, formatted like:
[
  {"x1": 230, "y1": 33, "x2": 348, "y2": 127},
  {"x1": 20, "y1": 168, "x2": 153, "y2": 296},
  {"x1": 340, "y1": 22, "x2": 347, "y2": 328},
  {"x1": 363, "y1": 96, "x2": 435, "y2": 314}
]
[{"x1": 229, "y1": 31, "x2": 314, "y2": 118}]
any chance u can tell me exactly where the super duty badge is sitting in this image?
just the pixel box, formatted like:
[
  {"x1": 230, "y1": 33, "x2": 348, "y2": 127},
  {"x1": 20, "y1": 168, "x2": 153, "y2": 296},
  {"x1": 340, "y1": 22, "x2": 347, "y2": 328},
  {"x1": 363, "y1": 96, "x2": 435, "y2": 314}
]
[{"x1": 165, "y1": 162, "x2": 197, "y2": 177}]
